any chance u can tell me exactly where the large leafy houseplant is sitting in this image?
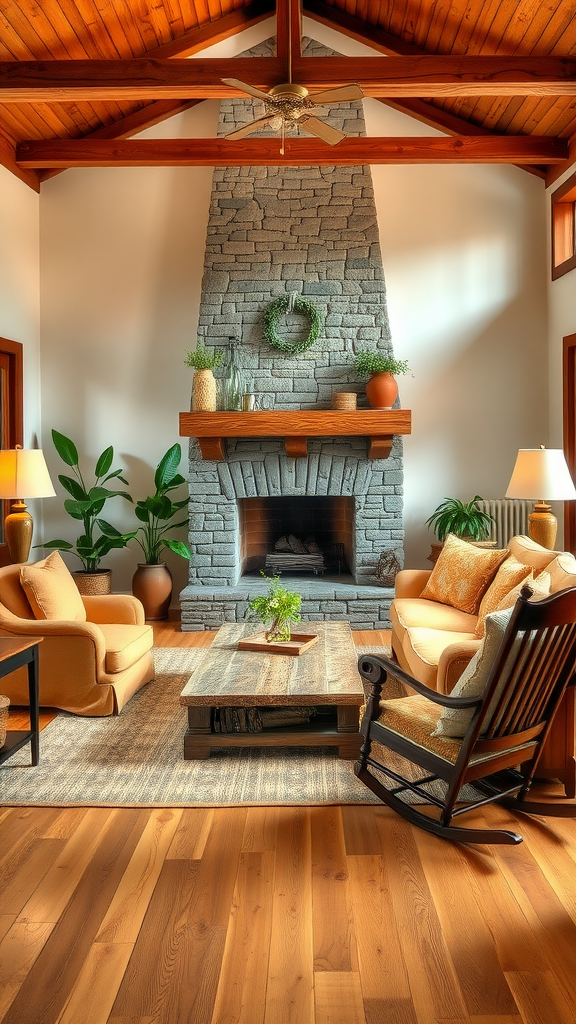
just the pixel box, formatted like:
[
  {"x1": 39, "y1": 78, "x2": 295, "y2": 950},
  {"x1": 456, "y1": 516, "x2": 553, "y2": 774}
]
[
  {"x1": 425, "y1": 495, "x2": 495, "y2": 542},
  {"x1": 130, "y1": 444, "x2": 191, "y2": 564},
  {"x1": 37, "y1": 429, "x2": 133, "y2": 571}
]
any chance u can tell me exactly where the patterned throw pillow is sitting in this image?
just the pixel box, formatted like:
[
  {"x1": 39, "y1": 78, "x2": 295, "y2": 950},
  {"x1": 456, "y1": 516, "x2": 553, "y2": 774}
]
[
  {"x1": 420, "y1": 534, "x2": 508, "y2": 615},
  {"x1": 474, "y1": 555, "x2": 533, "y2": 638},
  {"x1": 496, "y1": 570, "x2": 551, "y2": 612}
]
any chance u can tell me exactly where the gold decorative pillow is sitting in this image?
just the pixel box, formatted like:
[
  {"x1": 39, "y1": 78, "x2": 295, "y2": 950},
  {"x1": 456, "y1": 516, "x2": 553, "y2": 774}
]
[
  {"x1": 20, "y1": 551, "x2": 87, "y2": 622},
  {"x1": 496, "y1": 570, "x2": 551, "y2": 613},
  {"x1": 420, "y1": 534, "x2": 508, "y2": 615},
  {"x1": 474, "y1": 555, "x2": 533, "y2": 638}
]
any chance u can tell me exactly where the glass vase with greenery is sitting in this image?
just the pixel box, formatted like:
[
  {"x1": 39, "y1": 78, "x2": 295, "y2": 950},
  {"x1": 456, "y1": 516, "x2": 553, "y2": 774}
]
[
  {"x1": 246, "y1": 573, "x2": 302, "y2": 643},
  {"x1": 130, "y1": 443, "x2": 191, "y2": 564},
  {"x1": 37, "y1": 429, "x2": 134, "y2": 572},
  {"x1": 425, "y1": 496, "x2": 495, "y2": 542}
]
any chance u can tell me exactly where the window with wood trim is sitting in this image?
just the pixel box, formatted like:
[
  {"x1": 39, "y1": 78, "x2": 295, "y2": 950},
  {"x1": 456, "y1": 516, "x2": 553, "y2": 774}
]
[
  {"x1": 0, "y1": 338, "x2": 23, "y2": 564},
  {"x1": 552, "y1": 172, "x2": 576, "y2": 280}
]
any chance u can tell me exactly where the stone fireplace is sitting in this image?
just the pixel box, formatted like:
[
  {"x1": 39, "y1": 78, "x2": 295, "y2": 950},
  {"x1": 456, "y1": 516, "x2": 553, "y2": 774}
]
[{"x1": 180, "y1": 36, "x2": 406, "y2": 630}]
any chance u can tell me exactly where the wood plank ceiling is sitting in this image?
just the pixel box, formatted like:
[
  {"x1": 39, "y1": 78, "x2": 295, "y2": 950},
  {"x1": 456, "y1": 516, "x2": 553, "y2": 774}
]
[{"x1": 1, "y1": 0, "x2": 576, "y2": 192}]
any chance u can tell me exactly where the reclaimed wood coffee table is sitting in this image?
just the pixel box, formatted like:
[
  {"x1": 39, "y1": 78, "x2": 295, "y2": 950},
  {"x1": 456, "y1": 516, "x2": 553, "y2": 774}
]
[{"x1": 180, "y1": 620, "x2": 364, "y2": 760}]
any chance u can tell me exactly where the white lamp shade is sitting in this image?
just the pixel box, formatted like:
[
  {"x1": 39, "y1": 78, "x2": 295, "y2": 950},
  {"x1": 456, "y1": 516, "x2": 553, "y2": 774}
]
[
  {"x1": 505, "y1": 448, "x2": 576, "y2": 501},
  {"x1": 0, "y1": 448, "x2": 56, "y2": 499}
]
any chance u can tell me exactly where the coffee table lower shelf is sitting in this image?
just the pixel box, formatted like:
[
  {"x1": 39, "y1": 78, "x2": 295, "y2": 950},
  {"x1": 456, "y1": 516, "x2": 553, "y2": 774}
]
[{"x1": 184, "y1": 706, "x2": 362, "y2": 760}]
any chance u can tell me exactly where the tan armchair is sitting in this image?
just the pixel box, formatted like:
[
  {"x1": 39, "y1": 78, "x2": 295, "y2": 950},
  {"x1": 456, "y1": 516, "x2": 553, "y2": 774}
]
[{"x1": 0, "y1": 564, "x2": 154, "y2": 715}]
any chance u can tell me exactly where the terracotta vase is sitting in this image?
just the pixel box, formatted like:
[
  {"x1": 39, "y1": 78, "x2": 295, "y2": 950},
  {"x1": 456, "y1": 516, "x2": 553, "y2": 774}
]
[
  {"x1": 365, "y1": 372, "x2": 398, "y2": 410},
  {"x1": 192, "y1": 369, "x2": 217, "y2": 411},
  {"x1": 132, "y1": 563, "x2": 173, "y2": 621},
  {"x1": 73, "y1": 569, "x2": 112, "y2": 595}
]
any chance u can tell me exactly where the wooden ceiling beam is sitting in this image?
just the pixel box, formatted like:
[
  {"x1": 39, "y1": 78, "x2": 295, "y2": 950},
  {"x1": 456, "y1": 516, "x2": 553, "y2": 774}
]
[
  {"x1": 16, "y1": 135, "x2": 567, "y2": 167},
  {"x1": 545, "y1": 131, "x2": 576, "y2": 187},
  {"x1": 292, "y1": 56, "x2": 576, "y2": 97},
  {"x1": 0, "y1": 129, "x2": 40, "y2": 191},
  {"x1": 3, "y1": 56, "x2": 576, "y2": 102}
]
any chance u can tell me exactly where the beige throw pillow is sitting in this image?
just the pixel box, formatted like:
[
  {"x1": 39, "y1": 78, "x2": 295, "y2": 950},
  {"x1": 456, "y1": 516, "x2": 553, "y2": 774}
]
[
  {"x1": 474, "y1": 555, "x2": 533, "y2": 638},
  {"x1": 20, "y1": 550, "x2": 87, "y2": 622},
  {"x1": 433, "y1": 607, "x2": 516, "y2": 738},
  {"x1": 420, "y1": 534, "x2": 508, "y2": 615},
  {"x1": 496, "y1": 571, "x2": 551, "y2": 613}
]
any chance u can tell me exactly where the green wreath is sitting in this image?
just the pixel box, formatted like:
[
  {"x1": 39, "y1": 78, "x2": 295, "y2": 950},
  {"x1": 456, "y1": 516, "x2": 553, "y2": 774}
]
[{"x1": 262, "y1": 294, "x2": 324, "y2": 355}]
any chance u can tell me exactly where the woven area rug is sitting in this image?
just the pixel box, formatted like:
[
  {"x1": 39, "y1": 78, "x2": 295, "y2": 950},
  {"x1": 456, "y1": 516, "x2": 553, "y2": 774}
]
[{"x1": 0, "y1": 646, "x2": 416, "y2": 807}]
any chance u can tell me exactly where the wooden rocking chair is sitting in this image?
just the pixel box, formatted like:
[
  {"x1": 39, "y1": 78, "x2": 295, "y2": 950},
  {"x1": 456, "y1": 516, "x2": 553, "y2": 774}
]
[{"x1": 355, "y1": 586, "x2": 576, "y2": 844}]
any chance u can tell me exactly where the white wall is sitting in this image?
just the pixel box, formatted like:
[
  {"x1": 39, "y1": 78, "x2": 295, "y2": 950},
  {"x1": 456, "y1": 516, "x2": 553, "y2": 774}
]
[
  {"x1": 38, "y1": 17, "x2": 549, "y2": 591},
  {"x1": 40, "y1": 103, "x2": 218, "y2": 594},
  {"x1": 0, "y1": 165, "x2": 41, "y2": 441}
]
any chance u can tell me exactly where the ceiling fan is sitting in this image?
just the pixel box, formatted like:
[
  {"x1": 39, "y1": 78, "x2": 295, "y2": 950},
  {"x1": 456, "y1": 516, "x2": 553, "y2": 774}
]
[{"x1": 221, "y1": 79, "x2": 364, "y2": 151}]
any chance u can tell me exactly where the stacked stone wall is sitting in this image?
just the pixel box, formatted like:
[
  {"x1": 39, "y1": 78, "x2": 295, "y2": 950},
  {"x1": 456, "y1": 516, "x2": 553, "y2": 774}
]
[{"x1": 182, "y1": 36, "x2": 404, "y2": 629}]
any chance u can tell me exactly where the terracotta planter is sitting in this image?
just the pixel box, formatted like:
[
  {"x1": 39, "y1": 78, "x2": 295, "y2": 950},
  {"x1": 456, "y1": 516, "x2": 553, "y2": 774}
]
[
  {"x1": 73, "y1": 569, "x2": 112, "y2": 595},
  {"x1": 192, "y1": 368, "x2": 217, "y2": 412},
  {"x1": 365, "y1": 371, "x2": 398, "y2": 410},
  {"x1": 132, "y1": 562, "x2": 173, "y2": 620}
]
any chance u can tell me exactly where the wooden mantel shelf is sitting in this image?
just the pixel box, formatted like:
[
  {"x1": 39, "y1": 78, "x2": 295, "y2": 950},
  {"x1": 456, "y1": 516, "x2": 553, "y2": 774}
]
[{"x1": 179, "y1": 410, "x2": 411, "y2": 460}]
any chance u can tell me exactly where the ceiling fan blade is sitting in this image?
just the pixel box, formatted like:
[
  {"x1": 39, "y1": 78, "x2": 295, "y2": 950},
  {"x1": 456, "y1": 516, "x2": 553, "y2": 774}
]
[
  {"x1": 299, "y1": 115, "x2": 346, "y2": 146},
  {"x1": 221, "y1": 78, "x2": 271, "y2": 102},
  {"x1": 224, "y1": 115, "x2": 276, "y2": 141},
  {"x1": 310, "y1": 85, "x2": 364, "y2": 104}
]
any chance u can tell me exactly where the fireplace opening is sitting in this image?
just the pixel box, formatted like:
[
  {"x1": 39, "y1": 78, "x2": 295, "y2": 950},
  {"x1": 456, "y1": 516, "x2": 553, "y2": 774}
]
[{"x1": 239, "y1": 497, "x2": 354, "y2": 578}]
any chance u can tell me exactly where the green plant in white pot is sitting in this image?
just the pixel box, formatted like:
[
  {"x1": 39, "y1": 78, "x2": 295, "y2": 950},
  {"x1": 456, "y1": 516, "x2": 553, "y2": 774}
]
[
  {"x1": 130, "y1": 443, "x2": 191, "y2": 620},
  {"x1": 36, "y1": 429, "x2": 134, "y2": 594}
]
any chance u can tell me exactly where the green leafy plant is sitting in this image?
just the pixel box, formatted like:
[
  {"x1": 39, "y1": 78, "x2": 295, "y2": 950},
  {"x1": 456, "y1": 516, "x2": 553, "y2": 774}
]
[
  {"x1": 184, "y1": 342, "x2": 223, "y2": 371},
  {"x1": 37, "y1": 429, "x2": 133, "y2": 572},
  {"x1": 354, "y1": 350, "x2": 411, "y2": 377},
  {"x1": 130, "y1": 443, "x2": 191, "y2": 564},
  {"x1": 425, "y1": 496, "x2": 495, "y2": 542},
  {"x1": 246, "y1": 572, "x2": 302, "y2": 642}
]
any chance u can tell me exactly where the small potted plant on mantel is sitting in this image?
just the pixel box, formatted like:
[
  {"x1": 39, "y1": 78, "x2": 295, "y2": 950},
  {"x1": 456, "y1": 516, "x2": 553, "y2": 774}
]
[
  {"x1": 354, "y1": 350, "x2": 411, "y2": 410},
  {"x1": 129, "y1": 443, "x2": 192, "y2": 620},
  {"x1": 184, "y1": 341, "x2": 223, "y2": 412},
  {"x1": 36, "y1": 429, "x2": 134, "y2": 594}
]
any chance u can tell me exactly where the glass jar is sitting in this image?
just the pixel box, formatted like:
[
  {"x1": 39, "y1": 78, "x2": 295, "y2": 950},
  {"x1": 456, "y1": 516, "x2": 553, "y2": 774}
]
[{"x1": 221, "y1": 337, "x2": 248, "y2": 411}]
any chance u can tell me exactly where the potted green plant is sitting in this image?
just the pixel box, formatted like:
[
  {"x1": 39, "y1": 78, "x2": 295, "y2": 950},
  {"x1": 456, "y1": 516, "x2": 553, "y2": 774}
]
[
  {"x1": 130, "y1": 443, "x2": 191, "y2": 620},
  {"x1": 36, "y1": 429, "x2": 133, "y2": 594},
  {"x1": 185, "y1": 342, "x2": 224, "y2": 412},
  {"x1": 426, "y1": 495, "x2": 495, "y2": 542},
  {"x1": 246, "y1": 573, "x2": 302, "y2": 643},
  {"x1": 354, "y1": 350, "x2": 411, "y2": 410}
]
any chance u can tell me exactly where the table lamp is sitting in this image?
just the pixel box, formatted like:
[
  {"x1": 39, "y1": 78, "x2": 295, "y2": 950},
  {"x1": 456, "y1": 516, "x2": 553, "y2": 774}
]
[
  {"x1": 0, "y1": 446, "x2": 56, "y2": 563},
  {"x1": 505, "y1": 444, "x2": 576, "y2": 549}
]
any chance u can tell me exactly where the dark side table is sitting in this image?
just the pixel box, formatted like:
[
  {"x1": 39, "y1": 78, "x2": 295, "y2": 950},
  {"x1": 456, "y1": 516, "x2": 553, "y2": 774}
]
[{"x1": 0, "y1": 637, "x2": 42, "y2": 767}]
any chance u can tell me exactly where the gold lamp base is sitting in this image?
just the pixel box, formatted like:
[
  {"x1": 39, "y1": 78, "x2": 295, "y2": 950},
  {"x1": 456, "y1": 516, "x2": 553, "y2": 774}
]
[
  {"x1": 4, "y1": 500, "x2": 33, "y2": 563},
  {"x1": 528, "y1": 501, "x2": 557, "y2": 550}
]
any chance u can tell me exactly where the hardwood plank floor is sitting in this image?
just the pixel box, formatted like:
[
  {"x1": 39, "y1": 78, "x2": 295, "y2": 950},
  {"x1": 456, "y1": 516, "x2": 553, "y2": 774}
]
[{"x1": 1, "y1": 617, "x2": 576, "y2": 1023}]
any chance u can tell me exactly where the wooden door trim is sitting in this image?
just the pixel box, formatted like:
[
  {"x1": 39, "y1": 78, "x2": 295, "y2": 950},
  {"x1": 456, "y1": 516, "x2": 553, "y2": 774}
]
[
  {"x1": 563, "y1": 332, "x2": 576, "y2": 552},
  {"x1": 0, "y1": 337, "x2": 23, "y2": 566}
]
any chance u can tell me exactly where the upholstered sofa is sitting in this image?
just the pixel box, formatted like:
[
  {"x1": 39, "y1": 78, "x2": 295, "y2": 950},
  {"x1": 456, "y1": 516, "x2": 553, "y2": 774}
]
[
  {"x1": 0, "y1": 560, "x2": 155, "y2": 715},
  {"x1": 390, "y1": 534, "x2": 576, "y2": 795}
]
